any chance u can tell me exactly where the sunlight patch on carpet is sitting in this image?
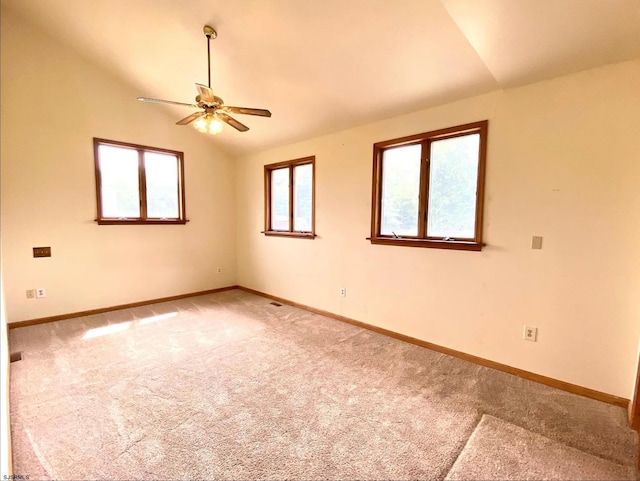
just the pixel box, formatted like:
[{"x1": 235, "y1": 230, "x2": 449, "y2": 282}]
[
  {"x1": 82, "y1": 321, "x2": 131, "y2": 339},
  {"x1": 138, "y1": 312, "x2": 177, "y2": 326}
]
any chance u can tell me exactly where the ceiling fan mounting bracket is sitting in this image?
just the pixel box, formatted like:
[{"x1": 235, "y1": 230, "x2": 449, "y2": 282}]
[{"x1": 203, "y1": 25, "x2": 217, "y2": 39}]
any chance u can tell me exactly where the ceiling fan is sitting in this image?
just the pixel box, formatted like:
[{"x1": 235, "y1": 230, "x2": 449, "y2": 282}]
[{"x1": 137, "y1": 25, "x2": 271, "y2": 135}]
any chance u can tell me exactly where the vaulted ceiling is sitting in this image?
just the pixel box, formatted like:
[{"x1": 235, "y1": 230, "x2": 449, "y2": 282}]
[{"x1": 3, "y1": 0, "x2": 640, "y2": 155}]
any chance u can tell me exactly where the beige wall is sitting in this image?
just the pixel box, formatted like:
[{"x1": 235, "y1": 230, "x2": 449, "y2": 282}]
[
  {"x1": 236, "y1": 60, "x2": 640, "y2": 398},
  {"x1": 1, "y1": 8, "x2": 237, "y2": 323}
]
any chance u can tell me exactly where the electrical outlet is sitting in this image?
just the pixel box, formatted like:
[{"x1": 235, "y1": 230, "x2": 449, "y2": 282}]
[
  {"x1": 26, "y1": 289, "x2": 36, "y2": 299},
  {"x1": 523, "y1": 325, "x2": 538, "y2": 342},
  {"x1": 33, "y1": 246, "x2": 51, "y2": 258},
  {"x1": 340, "y1": 287, "x2": 346, "y2": 297},
  {"x1": 216, "y1": 267, "x2": 222, "y2": 274},
  {"x1": 36, "y1": 288, "x2": 46, "y2": 299}
]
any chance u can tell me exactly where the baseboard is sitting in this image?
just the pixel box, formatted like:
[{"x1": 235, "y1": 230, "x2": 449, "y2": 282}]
[
  {"x1": 8, "y1": 284, "x2": 630, "y2": 410},
  {"x1": 236, "y1": 286, "x2": 630, "y2": 409},
  {"x1": 8, "y1": 285, "x2": 239, "y2": 329}
]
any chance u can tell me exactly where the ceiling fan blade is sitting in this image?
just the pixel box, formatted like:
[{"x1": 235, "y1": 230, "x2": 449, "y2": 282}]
[
  {"x1": 137, "y1": 97, "x2": 198, "y2": 108},
  {"x1": 217, "y1": 112, "x2": 249, "y2": 132},
  {"x1": 176, "y1": 111, "x2": 205, "y2": 125},
  {"x1": 224, "y1": 106, "x2": 272, "y2": 117},
  {"x1": 196, "y1": 83, "x2": 215, "y2": 104}
]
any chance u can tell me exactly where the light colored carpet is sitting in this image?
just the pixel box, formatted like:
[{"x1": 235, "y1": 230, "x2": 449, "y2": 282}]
[
  {"x1": 8, "y1": 289, "x2": 638, "y2": 479},
  {"x1": 446, "y1": 414, "x2": 637, "y2": 480}
]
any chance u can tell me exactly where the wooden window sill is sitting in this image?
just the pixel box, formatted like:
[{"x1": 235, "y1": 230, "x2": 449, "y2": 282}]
[
  {"x1": 262, "y1": 231, "x2": 316, "y2": 239},
  {"x1": 368, "y1": 237, "x2": 482, "y2": 251},
  {"x1": 97, "y1": 219, "x2": 188, "y2": 225}
]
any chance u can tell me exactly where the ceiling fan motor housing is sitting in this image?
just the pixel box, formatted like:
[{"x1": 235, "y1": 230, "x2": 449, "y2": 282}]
[{"x1": 195, "y1": 94, "x2": 224, "y2": 108}]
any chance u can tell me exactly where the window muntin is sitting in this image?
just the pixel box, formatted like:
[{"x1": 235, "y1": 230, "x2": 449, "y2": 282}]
[
  {"x1": 264, "y1": 156, "x2": 315, "y2": 238},
  {"x1": 94, "y1": 138, "x2": 186, "y2": 225},
  {"x1": 371, "y1": 121, "x2": 487, "y2": 251}
]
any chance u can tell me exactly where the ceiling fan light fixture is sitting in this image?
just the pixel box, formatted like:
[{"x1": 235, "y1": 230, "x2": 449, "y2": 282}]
[{"x1": 193, "y1": 114, "x2": 223, "y2": 135}]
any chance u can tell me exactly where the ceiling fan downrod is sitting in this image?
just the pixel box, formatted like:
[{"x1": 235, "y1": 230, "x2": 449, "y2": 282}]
[{"x1": 203, "y1": 25, "x2": 217, "y2": 89}]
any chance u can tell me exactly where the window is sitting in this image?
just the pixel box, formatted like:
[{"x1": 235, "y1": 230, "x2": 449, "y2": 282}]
[
  {"x1": 264, "y1": 156, "x2": 315, "y2": 238},
  {"x1": 370, "y1": 120, "x2": 488, "y2": 251},
  {"x1": 93, "y1": 138, "x2": 186, "y2": 225}
]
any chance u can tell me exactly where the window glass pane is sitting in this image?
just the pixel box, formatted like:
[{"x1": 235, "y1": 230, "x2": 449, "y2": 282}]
[
  {"x1": 270, "y1": 168, "x2": 290, "y2": 231},
  {"x1": 380, "y1": 144, "x2": 421, "y2": 236},
  {"x1": 145, "y1": 152, "x2": 179, "y2": 219},
  {"x1": 427, "y1": 133, "x2": 480, "y2": 239},
  {"x1": 98, "y1": 145, "x2": 140, "y2": 218},
  {"x1": 293, "y1": 164, "x2": 312, "y2": 232}
]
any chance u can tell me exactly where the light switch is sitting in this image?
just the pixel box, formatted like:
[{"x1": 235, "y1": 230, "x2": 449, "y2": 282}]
[{"x1": 531, "y1": 236, "x2": 543, "y2": 249}]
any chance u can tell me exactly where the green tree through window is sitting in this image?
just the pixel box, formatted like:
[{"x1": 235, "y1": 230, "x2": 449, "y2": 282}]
[
  {"x1": 264, "y1": 156, "x2": 315, "y2": 238},
  {"x1": 370, "y1": 121, "x2": 488, "y2": 251},
  {"x1": 94, "y1": 138, "x2": 186, "y2": 225}
]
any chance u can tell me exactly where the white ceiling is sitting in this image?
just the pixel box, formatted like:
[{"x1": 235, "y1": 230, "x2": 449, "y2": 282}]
[{"x1": 3, "y1": 0, "x2": 640, "y2": 155}]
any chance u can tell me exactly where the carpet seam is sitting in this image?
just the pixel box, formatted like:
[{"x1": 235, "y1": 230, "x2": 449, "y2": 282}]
[
  {"x1": 482, "y1": 412, "x2": 639, "y2": 469},
  {"x1": 440, "y1": 411, "x2": 486, "y2": 480},
  {"x1": 24, "y1": 427, "x2": 55, "y2": 479},
  {"x1": 451, "y1": 414, "x2": 638, "y2": 479}
]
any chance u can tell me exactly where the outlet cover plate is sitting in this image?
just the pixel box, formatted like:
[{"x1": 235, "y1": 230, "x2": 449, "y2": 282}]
[
  {"x1": 524, "y1": 325, "x2": 538, "y2": 342},
  {"x1": 33, "y1": 246, "x2": 51, "y2": 257}
]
